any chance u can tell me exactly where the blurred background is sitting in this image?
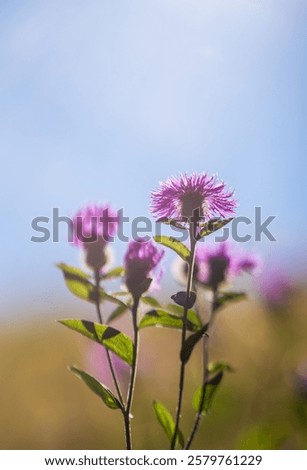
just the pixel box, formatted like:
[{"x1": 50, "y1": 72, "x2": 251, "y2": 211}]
[{"x1": 0, "y1": 0, "x2": 306, "y2": 449}]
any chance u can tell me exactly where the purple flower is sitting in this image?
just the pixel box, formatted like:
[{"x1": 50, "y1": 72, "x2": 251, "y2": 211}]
[
  {"x1": 124, "y1": 238, "x2": 165, "y2": 298},
  {"x1": 72, "y1": 203, "x2": 119, "y2": 248},
  {"x1": 195, "y1": 241, "x2": 260, "y2": 288},
  {"x1": 258, "y1": 267, "x2": 292, "y2": 307},
  {"x1": 150, "y1": 173, "x2": 237, "y2": 222},
  {"x1": 71, "y1": 203, "x2": 120, "y2": 272}
]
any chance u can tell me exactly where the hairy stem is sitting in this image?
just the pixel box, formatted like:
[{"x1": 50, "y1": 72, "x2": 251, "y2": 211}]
[
  {"x1": 171, "y1": 226, "x2": 197, "y2": 450},
  {"x1": 185, "y1": 289, "x2": 218, "y2": 449},
  {"x1": 124, "y1": 296, "x2": 140, "y2": 450},
  {"x1": 93, "y1": 270, "x2": 124, "y2": 408}
]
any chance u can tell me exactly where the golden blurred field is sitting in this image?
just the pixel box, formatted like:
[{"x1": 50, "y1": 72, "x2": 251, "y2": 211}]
[{"x1": 1, "y1": 288, "x2": 307, "y2": 450}]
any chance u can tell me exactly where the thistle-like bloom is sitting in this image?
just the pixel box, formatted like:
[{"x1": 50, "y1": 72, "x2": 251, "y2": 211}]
[
  {"x1": 195, "y1": 241, "x2": 260, "y2": 288},
  {"x1": 72, "y1": 203, "x2": 119, "y2": 247},
  {"x1": 124, "y1": 238, "x2": 165, "y2": 298},
  {"x1": 150, "y1": 173, "x2": 237, "y2": 222},
  {"x1": 71, "y1": 203, "x2": 120, "y2": 272}
]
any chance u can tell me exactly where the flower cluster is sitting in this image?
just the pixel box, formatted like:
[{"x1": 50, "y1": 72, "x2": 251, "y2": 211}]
[{"x1": 59, "y1": 171, "x2": 270, "y2": 451}]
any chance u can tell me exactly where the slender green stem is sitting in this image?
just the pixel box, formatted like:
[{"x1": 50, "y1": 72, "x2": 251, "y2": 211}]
[
  {"x1": 93, "y1": 270, "x2": 124, "y2": 408},
  {"x1": 124, "y1": 296, "x2": 140, "y2": 450},
  {"x1": 185, "y1": 289, "x2": 218, "y2": 450},
  {"x1": 171, "y1": 226, "x2": 197, "y2": 450}
]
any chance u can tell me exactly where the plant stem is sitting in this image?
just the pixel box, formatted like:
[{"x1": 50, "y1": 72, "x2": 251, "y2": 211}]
[
  {"x1": 171, "y1": 226, "x2": 197, "y2": 450},
  {"x1": 93, "y1": 270, "x2": 124, "y2": 408},
  {"x1": 185, "y1": 288, "x2": 218, "y2": 450},
  {"x1": 124, "y1": 296, "x2": 140, "y2": 450}
]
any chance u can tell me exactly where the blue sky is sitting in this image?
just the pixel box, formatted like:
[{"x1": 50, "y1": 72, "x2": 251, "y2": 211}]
[{"x1": 0, "y1": 0, "x2": 306, "y2": 317}]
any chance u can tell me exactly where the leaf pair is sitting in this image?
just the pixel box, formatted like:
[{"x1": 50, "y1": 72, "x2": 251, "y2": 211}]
[
  {"x1": 59, "y1": 319, "x2": 133, "y2": 366},
  {"x1": 196, "y1": 218, "x2": 234, "y2": 240},
  {"x1": 60, "y1": 320, "x2": 133, "y2": 412},
  {"x1": 57, "y1": 263, "x2": 128, "y2": 309},
  {"x1": 154, "y1": 218, "x2": 234, "y2": 260}
]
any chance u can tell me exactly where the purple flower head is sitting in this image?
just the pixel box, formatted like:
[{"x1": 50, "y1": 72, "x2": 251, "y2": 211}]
[
  {"x1": 72, "y1": 203, "x2": 120, "y2": 248},
  {"x1": 150, "y1": 173, "x2": 237, "y2": 223},
  {"x1": 124, "y1": 238, "x2": 165, "y2": 298},
  {"x1": 71, "y1": 203, "x2": 120, "y2": 272},
  {"x1": 195, "y1": 241, "x2": 260, "y2": 288}
]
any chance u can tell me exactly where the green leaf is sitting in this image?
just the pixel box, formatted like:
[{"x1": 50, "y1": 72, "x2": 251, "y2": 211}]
[
  {"x1": 108, "y1": 303, "x2": 128, "y2": 323},
  {"x1": 153, "y1": 401, "x2": 184, "y2": 449},
  {"x1": 57, "y1": 263, "x2": 96, "y2": 302},
  {"x1": 110, "y1": 291, "x2": 131, "y2": 297},
  {"x1": 208, "y1": 361, "x2": 234, "y2": 374},
  {"x1": 57, "y1": 263, "x2": 129, "y2": 307},
  {"x1": 180, "y1": 323, "x2": 209, "y2": 364},
  {"x1": 99, "y1": 291, "x2": 129, "y2": 309},
  {"x1": 215, "y1": 291, "x2": 246, "y2": 311},
  {"x1": 153, "y1": 236, "x2": 190, "y2": 262},
  {"x1": 141, "y1": 296, "x2": 161, "y2": 307},
  {"x1": 100, "y1": 266, "x2": 125, "y2": 280},
  {"x1": 156, "y1": 217, "x2": 186, "y2": 230},
  {"x1": 59, "y1": 319, "x2": 133, "y2": 366},
  {"x1": 197, "y1": 218, "x2": 234, "y2": 240},
  {"x1": 192, "y1": 371, "x2": 224, "y2": 415},
  {"x1": 166, "y1": 304, "x2": 202, "y2": 330},
  {"x1": 139, "y1": 309, "x2": 200, "y2": 332},
  {"x1": 57, "y1": 263, "x2": 91, "y2": 280},
  {"x1": 70, "y1": 366, "x2": 121, "y2": 410}
]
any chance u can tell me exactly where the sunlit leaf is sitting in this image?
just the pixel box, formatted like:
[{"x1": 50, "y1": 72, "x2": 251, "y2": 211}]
[
  {"x1": 166, "y1": 304, "x2": 202, "y2": 330},
  {"x1": 192, "y1": 371, "x2": 224, "y2": 415},
  {"x1": 57, "y1": 263, "x2": 129, "y2": 307},
  {"x1": 197, "y1": 218, "x2": 234, "y2": 240},
  {"x1": 110, "y1": 291, "x2": 130, "y2": 297},
  {"x1": 70, "y1": 366, "x2": 121, "y2": 410},
  {"x1": 108, "y1": 304, "x2": 128, "y2": 323},
  {"x1": 153, "y1": 401, "x2": 184, "y2": 449},
  {"x1": 156, "y1": 217, "x2": 187, "y2": 230},
  {"x1": 101, "y1": 266, "x2": 125, "y2": 280},
  {"x1": 57, "y1": 263, "x2": 96, "y2": 302},
  {"x1": 108, "y1": 305, "x2": 128, "y2": 323},
  {"x1": 208, "y1": 361, "x2": 234, "y2": 374},
  {"x1": 59, "y1": 319, "x2": 133, "y2": 365},
  {"x1": 139, "y1": 309, "x2": 200, "y2": 332},
  {"x1": 99, "y1": 291, "x2": 129, "y2": 309},
  {"x1": 215, "y1": 291, "x2": 246, "y2": 311},
  {"x1": 153, "y1": 236, "x2": 190, "y2": 262},
  {"x1": 141, "y1": 296, "x2": 161, "y2": 307}
]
